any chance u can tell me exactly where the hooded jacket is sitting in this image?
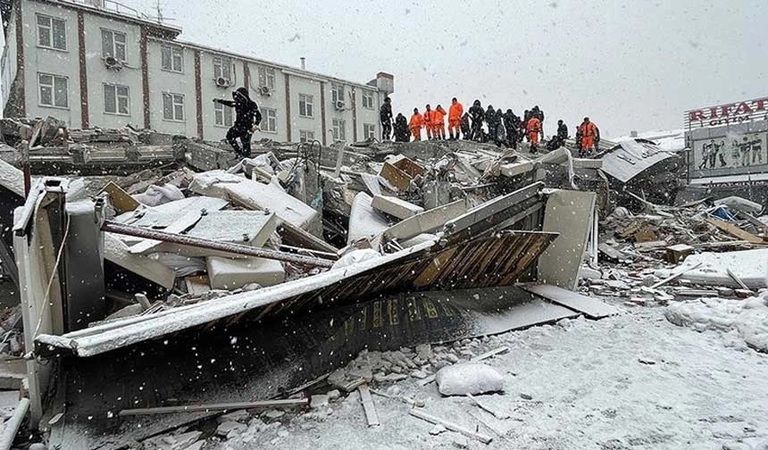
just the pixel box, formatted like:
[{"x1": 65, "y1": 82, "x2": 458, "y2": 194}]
[{"x1": 217, "y1": 87, "x2": 261, "y2": 131}]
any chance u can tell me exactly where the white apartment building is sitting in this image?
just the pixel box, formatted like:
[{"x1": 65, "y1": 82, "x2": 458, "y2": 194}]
[{"x1": 0, "y1": 0, "x2": 395, "y2": 145}]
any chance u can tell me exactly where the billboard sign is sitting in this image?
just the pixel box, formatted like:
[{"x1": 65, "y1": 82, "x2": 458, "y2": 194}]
[
  {"x1": 685, "y1": 97, "x2": 768, "y2": 130},
  {"x1": 686, "y1": 119, "x2": 768, "y2": 179}
]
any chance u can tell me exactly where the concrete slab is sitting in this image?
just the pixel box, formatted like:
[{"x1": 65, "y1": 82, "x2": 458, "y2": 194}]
[
  {"x1": 372, "y1": 195, "x2": 424, "y2": 220},
  {"x1": 104, "y1": 234, "x2": 175, "y2": 289},
  {"x1": 382, "y1": 199, "x2": 468, "y2": 242},
  {"x1": 347, "y1": 192, "x2": 390, "y2": 245},
  {"x1": 521, "y1": 284, "x2": 620, "y2": 319},
  {"x1": 206, "y1": 257, "x2": 285, "y2": 290}
]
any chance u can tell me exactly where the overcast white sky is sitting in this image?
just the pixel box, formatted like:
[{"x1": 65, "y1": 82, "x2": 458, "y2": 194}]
[{"x1": 133, "y1": 0, "x2": 767, "y2": 137}]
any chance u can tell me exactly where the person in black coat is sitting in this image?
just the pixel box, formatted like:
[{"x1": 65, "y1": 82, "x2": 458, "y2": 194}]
[
  {"x1": 468, "y1": 100, "x2": 485, "y2": 141},
  {"x1": 547, "y1": 119, "x2": 569, "y2": 150},
  {"x1": 460, "y1": 112, "x2": 471, "y2": 140},
  {"x1": 485, "y1": 105, "x2": 498, "y2": 144},
  {"x1": 393, "y1": 113, "x2": 409, "y2": 142},
  {"x1": 380, "y1": 97, "x2": 393, "y2": 141},
  {"x1": 214, "y1": 87, "x2": 261, "y2": 158},
  {"x1": 502, "y1": 109, "x2": 520, "y2": 148}
]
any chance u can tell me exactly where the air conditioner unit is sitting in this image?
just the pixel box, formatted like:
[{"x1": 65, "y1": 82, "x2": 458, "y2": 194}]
[
  {"x1": 215, "y1": 77, "x2": 232, "y2": 88},
  {"x1": 258, "y1": 86, "x2": 271, "y2": 96},
  {"x1": 334, "y1": 100, "x2": 345, "y2": 110},
  {"x1": 104, "y1": 56, "x2": 123, "y2": 70}
]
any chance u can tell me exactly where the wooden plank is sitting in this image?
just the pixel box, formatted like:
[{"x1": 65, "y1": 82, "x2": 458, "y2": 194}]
[
  {"x1": 707, "y1": 218, "x2": 764, "y2": 244},
  {"x1": 726, "y1": 268, "x2": 751, "y2": 291},
  {"x1": 100, "y1": 181, "x2": 140, "y2": 214},
  {"x1": 118, "y1": 398, "x2": 308, "y2": 416},
  {"x1": 521, "y1": 284, "x2": 619, "y2": 319},
  {"x1": 409, "y1": 408, "x2": 493, "y2": 444},
  {"x1": 358, "y1": 384, "x2": 380, "y2": 427},
  {"x1": 650, "y1": 262, "x2": 703, "y2": 289},
  {"x1": 0, "y1": 398, "x2": 28, "y2": 450}
]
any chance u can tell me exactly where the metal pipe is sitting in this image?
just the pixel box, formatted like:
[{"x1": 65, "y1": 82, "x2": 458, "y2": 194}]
[{"x1": 101, "y1": 221, "x2": 334, "y2": 268}]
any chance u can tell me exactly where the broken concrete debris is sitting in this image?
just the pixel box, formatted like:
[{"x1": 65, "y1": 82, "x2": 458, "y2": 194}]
[{"x1": 0, "y1": 118, "x2": 765, "y2": 449}]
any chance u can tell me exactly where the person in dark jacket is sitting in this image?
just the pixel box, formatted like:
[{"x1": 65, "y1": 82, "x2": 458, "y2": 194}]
[
  {"x1": 468, "y1": 100, "x2": 484, "y2": 141},
  {"x1": 460, "y1": 112, "x2": 471, "y2": 140},
  {"x1": 214, "y1": 87, "x2": 261, "y2": 158},
  {"x1": 502, "y1": 109, "x2": 520, "y2": 148},
  {"x1": 393, "y1": 113, "x2": 409, "y2": 142},
  {"x1": 547, "y1": 119, "x2": 569, "y2": 150},
  {"x1": 380, "y1": 97, "x2": 393, "y2": 141},
  {"x1": 485, "y1": 105, "x2": 498, "y2": 144}
]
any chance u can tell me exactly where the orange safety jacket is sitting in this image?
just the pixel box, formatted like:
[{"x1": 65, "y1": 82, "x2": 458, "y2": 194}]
[
  {"x1": 449, "y1": 103, "x2": 464, "y2": 123},
  {"x1": 526, "y1": 117, "x2": 541, "y2": 134},
  {"x1": 579, "y1": 122, "x2": 598, "y2": 138},
  {"x1": 409, "y1": 113, "x2": 424, "y2": 129}
]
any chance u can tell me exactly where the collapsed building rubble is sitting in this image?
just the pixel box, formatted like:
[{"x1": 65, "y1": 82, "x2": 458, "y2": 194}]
[{"x1": 0, "y1": 117, "x2": 765, "y2": 448}]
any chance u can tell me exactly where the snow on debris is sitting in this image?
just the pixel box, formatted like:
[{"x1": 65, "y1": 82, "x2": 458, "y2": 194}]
[{"x1": 665, "y1": 292, "x2": 768, "y2": 353}]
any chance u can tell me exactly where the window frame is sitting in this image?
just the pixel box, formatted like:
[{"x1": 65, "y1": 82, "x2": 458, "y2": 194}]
[
  {"x1": 36, "y1": 14, "x2": 67, "y2": 51},
  {"x1": 332, "y1": 118, "x2": 346, "y2": 142},
  {"x1": 214, "y1": 102, "x2": 233, "y2": 128},
  {"x1": 103, "y1": 83, "x2": 131, "y2": 116},
  {"x1": 161, "y1": 44, "x2": 184, "y2": 73},
  {"x1": 363, "y1": 123, "x2": 376, "y2": 139},
  {"x1": 213, "y1": 55, "x2": 232, "y2": 81},
  {"x1": 38, "y1": 72, "x2": 69, "y2": 109},
  {"x1": 299, "y1": 130, "x2": 315, "y2": 143},
  {"x1": 331, "y1": 83, "x2": 345, "y2": 104},
  {"x1": 261, "y1": 108, "x2": 277, "y2": 133},
  {"x1": 162, "y1": 92, "x2": 185, "y2": 122},
  {"x1": 101, "y1": 28, "x2": 127, "y2": 62},
  {"x1": 258, "y1": 66, "x2": 276, "y2": 90},
  {"x1": 362, "y1": 91, "x2": 375, "y2": 110},
  {"x1": 298, "y1": 94, "x2": 314, "y2": 118}
]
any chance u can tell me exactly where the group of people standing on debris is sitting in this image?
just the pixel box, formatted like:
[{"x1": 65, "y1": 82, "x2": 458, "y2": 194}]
[{"x1": 380, "y1": 97, "x2": 601, "y2": 156}]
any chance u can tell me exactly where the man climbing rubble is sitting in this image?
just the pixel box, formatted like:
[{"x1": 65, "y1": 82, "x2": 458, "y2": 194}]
[
  {"x1": 213, "y1": 87, "x2": 262, "y2": 158},
  {"x1": 394, "y1": 112, "x2": 409, "y2": 142},
  {"x1": 578, "y1": 117, "x2": 599, "y2": 157},
  {"x1": 409, "y1": 108, "x2": 424, "y2": 141},
  {"x1": 448, "y1": 98, "x2": 464, "y2": 140},
  {"x1": 380, "y1": 97, "x2": 393, "y2": 141},
  {"x1": 469, "y1": 99, "x2": 485, "y2": 141}
]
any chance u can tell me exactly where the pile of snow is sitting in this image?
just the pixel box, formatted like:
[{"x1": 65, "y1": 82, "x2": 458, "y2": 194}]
[
  {"x1": 665, "y1": 293, "x2": 768, "y2": 352},
  {"x1": 435, "y1": 363, "x2": 504, "y2": 396},
  {"x1": 332, "y1": 249, "x2": 382, "y2": 270}
]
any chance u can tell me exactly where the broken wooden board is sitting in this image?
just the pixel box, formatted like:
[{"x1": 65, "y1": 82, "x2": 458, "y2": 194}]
[
  {"x1": 379, "y1": 162, "x2": 412, "y2": 192},
  {"x1": 358, "y1": 384, "x2": 380, "y2": 427},
  {"x1": 707, "y1": 218, "x2": 765, "y2": 244},
  {"x1": 100, "y1": 181, "x2": 140, "y2": 214},
  {"x1": 521, "y1": 284, "x2": 620, "y2": 319}
]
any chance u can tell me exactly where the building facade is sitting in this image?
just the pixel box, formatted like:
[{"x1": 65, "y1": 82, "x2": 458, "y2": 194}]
[{"x1": 0, "y1": 0, "x2": 394, "y2": 145}]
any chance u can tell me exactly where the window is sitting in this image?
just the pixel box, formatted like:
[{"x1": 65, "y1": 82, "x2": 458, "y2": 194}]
[
  {"x1": 257, "y1": 66, "x2": 275, "y2": 90},
  {"x1": 38, "y1": 73, "x2": 68, "y2": 108},
  {"x1": 161, "y1": 44, "x2": 183, "y2": 72},
  {"x1": 162, "y1": 93, "x2": 184, "y2": 121},
  {"x1": 262, "y1": 108, "x2": 277, "y2": 133},
  {"x1": 332, "y1": 118, "x2": 346, "y2": 142},
  {"x1": 363, "y1": 123, "x2": 376, "y2": 139},
  {"x1": 331, "y1": 83, "x2": 344, "y2": 104},
  {"x1": 37, "y1": 14, "x2": 66, "y2": 51},
  {"x1": 104, "y1": 84, "x2": 130, "y2": 115},
  {"x1": 214, "y1": 102, "x2": 233, "y2": 127},
  {"x1": 101, "y1": 29, "x2": 127, "y2": 62},
  {"x1": 299, "y1": 130, "x2": 315, "y2": 143},
  {"x1": 298, "y1": 94, "x2": 314, "y2": 118},
  {"x1": 213, "y1": 56, "x2": 232, "y2": 80},
  {"x1": 362, "y1": 91, "x2": 374, "y2": 110}
]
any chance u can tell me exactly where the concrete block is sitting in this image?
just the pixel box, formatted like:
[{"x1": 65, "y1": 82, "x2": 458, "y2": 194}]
[
  {"x1": 372, "y1": 195, "x2": 424, "y2": 220},
  {"x1": 207, "y1": 256, "x2": 285, "y2": 290},
  {"x1": 347, "y1": 192, "x2": 390, "y2": 245}
]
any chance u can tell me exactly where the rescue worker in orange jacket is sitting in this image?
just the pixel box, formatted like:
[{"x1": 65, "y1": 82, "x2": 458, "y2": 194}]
[
  {"x1": 526, "y1": 115, "x2": 542, "y2": 153},
  {"x1": 448, "y1": 98, "x2": 464, "y2": 140},
  {"x1": 433, "y1": 105, "x2": 447, "y2": 140},
  {"x1": 409, "y1": 108, "x2": 424, "y2": 142},
  {"x1": 579, "y1": 117, "x2": 599, "y2": 156},
  {"x1": 423, "y1": 104, "x2": 434, "y2": 140}
]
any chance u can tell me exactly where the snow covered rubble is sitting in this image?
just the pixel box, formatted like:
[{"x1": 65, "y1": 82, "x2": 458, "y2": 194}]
[
  {"x1": 145, "y1": 308, "x2": 768, "y2": 450},
  {"x1": 666, "y1": 292, "x2": 768, "y2": 353}
]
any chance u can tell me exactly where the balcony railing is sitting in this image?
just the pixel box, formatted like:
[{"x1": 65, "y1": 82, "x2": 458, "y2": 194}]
[{"x1": 60, "y1": 0, "x2": 167, "y2": 24}]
